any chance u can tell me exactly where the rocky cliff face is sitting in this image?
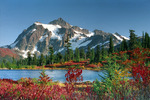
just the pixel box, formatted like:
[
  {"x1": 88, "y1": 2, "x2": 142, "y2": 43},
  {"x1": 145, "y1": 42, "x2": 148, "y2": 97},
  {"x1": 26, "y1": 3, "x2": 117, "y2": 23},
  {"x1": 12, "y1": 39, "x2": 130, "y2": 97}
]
[{"x1": 2, "y1": 18, "x2": 129, "y2": 58}]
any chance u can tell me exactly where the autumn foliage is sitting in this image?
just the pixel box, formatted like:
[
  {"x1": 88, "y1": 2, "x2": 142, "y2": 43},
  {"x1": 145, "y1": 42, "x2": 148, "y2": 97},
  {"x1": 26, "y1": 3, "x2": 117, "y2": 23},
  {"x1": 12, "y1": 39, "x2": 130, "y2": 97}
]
[
  {"x1": 65, "y1": 67, "x2": 83, "y2": 83},
  {"x1": 0, "y1": 48, "x2": 18, "y2": 58}
]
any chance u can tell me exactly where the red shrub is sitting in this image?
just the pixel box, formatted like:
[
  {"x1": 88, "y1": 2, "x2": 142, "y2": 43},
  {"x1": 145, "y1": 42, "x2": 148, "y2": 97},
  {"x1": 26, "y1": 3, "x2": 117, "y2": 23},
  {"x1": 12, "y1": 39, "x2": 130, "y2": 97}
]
[
  {"x1": 65, "y1": 67, "x2": 83, "y2": 83},
  {"x1": 0, "y1": 79, "x2": 18, "y2": 84},
  {"x1": 86, "y1": 64, "x2": 97, "y2": 68},
  {"x1": 132, "y1": 64, "x2": 150, "y2": 87},
  {"x1": 38, "y1": 70, "x2": 52, "y2": 85}
]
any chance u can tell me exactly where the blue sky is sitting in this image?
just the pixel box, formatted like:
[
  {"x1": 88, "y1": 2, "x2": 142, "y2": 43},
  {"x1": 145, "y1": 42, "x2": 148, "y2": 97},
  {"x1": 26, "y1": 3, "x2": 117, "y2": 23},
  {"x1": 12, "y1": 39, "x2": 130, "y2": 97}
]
[{"x1": 0, "y1": 0, "x2": 150, "y2": 46}]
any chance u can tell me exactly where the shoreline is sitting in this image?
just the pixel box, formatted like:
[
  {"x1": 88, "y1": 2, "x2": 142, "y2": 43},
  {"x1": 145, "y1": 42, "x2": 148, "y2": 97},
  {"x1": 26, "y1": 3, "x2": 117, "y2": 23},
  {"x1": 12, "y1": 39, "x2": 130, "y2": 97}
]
[{"x1": 0, "y1": 67, "x2": 101, "y2": 71}]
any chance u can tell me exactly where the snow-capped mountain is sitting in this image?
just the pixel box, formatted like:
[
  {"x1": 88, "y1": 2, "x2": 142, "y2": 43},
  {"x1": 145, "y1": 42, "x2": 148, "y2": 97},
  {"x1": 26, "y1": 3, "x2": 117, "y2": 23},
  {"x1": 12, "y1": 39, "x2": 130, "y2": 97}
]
[{"x1": 2, "y1": 18, "x2": 129, "y2": 58}]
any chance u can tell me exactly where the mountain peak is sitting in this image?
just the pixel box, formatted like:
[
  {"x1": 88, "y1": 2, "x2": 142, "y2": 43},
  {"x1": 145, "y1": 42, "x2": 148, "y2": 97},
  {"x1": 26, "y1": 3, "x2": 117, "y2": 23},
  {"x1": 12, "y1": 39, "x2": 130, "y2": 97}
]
[
  {"x1": 57, "y1": 17, "x2": 64, "y2": 21},
  {"x1": 49, "y1": 18, "x2": 71, "y2": 28}
]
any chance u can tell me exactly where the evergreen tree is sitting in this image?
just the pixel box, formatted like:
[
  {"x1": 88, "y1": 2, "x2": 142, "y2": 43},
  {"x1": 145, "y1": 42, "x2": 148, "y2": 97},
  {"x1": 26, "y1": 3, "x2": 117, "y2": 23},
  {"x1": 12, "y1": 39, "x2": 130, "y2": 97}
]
[
  {"x1": 32, "y1": 54, "x2": 37, "y2": 65},
  {"x1": 120, "y1": 38, "x2": 128, "y2": 51},
  {"x1": 55, "y1": 52, "x2": 63, "y2": 63},
  {"x1": 120, "y1": 41, "x2": 124, "y2": 51},
  {"x1": 40, "y1": 54, "x2": 46, "y2": 66},
  {"x1": 49, "y1": 46, "x2": 54, "y2": 64},
  {"x1": 149, "y1": 36, "x2": 150, "y2": 48},
  {"x1": 2, "y1": 59, "x2": 6, "y2": 65},
  {"x1": 64, "y1": 52, "x2": 68, "y2": 62},
  {"x1": 129, "y1": 30, "x2": 137, "y2": 50},
  {"x1": 18, "y1": 59, "x2": 27, "y2": 66},
  {"x1": 27, "y1": 52, "x2": 32, "y2": 65},
  {"x1": 6, "y1": 62, "x2": 11, "y2": 69},
  {"x1": 101, "y1": 45, "x2": 106, "y2": 60},
  {"x1": 94, "y1": 45, "x2": 101, "y2": 62},
  {"x1": 24, "y1": 58, "x2": 28, "y2": 65},
  {"x1": 137, "y1": 38, "x2": 142, "y2": 48},
  {"x1": 144, "y1": 32, "x2": 149, "y2": 48},
  {"x1": 36, "y1": 57, "x2": 40, "y2": 66},
  {"x1": 80, "y1": 48, "x2": 85, "y2": 59},
  {"x1": 124, "y1": 39, "x2": 128, "y2": 50},
  {"x1": 1, "y1": 62, "x2": 5, "y2": 68},
  {"x1": 65, "y1": 32, "x2": 71, "y2": 61},
  {"x1": 90, "y1": 48, "x2": 95, "y2": 63},
  {"x1": 16, "y1": 60, "x2": 21, "y2": 66},
  {"x1": 69, "y1": 49, "x2": 74, "y2": 60},
  {"x1": 109, "y1": 36, "x2": 114, "y2": 53},
  {"x1": 74, "y1": 48, "x2": 80, "y2": 62},
  {"x1": 86, "y1": 46, "x2": 91, "y2": 59},
  {"x1": 12, "y1": 57, "x2": 16, "y2": 64},
  {"x1": 142, "y1": 32, "x2": 145, "y2": 48},
  {"x1": 46, "y1": 55, "x2": 49, "y2": 65}
]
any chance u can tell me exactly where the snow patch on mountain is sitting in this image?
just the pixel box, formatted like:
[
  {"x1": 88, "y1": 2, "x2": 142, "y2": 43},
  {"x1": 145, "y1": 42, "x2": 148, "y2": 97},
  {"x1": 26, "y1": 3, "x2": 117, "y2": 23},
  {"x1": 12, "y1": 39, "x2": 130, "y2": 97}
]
[
  {"x1": 80, "y1": 27, "x2": 83, "y2": 30},
  {"x1": 35, "y1": 22, "x2": 62, "y2": 40},
  {"x1": 55, "y1": 48, "x2": 64, "y2": 54},
  {"x1": 14, "y1": 45, "x2": 40, "y2": 58},
  {"x1": 91, "y1": 41, "x2": 110, "y2": 49},
  {"x1": 113, "y1": 34, "x2": 123, "y2": 41},
  {"x1": 92, "y1": 42, "x2": 108, "y2": 49},
  {"x1": 86, "y1": 32, "x2": 94, "y2": 37},
  {"x1": 39, "y1": 35, "x2": 48, "y2": 42},
  {"x1": 74, "y1": 30, "x2": 82, "y2": 34},
  {"x1": 27, "y1": 29, "x2": 36, "y2": 36},
  {"x1": 70, "y1": 38, "x2": 92, "y2": 50},
  {"x1": 58, "y1": 48, "x2": 64, "y2": 52},
  {"x1": 91, "y1": 45, "x2": 97, "y2": 49},
  {"x1": 31, "y1": 45, "x2": 40, "y2": 54},
  {"x1": 121, "y1": 35, "x2": 129, "y2": 40},
  {"x1": 21, "y1": 50, "x2": 29, "y2": 58},
  {"x1": 70, "y1": 32, "x2": 87, "y2": 50},
  {"x1": 74, "y1": 30, "x2": 94, "y2": 37},
  {"x1": 79, "y1": 40, "x2": 92, "y2": 47},
  {"x1": 103, "y1": 41, "x2": 109, "y2": 44},
  {"x1": 21, "y1": 46, "x2": 40, "y2": 58},
  {"x1": 14, "y1": 47, "x2": 20, "y2": 51},
  {"x1": 71, "y1": 33, "x2": 84, "y2": 42},
  {"x1": 70, "y1": 38, "x2": 86, "y2": 50},
  {"x1": 69, "y1": 30, "x2": 93, "y2": 50},
  {"x1": 31, "y1": 29, "x2": 36, "y2": 33}
]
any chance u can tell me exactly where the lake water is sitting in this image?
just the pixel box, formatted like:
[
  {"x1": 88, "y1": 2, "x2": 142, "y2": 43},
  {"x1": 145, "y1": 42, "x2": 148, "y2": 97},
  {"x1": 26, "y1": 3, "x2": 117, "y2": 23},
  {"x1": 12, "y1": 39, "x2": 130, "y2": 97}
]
[{"x1": 0, "y1": 70, "x2": 105, "y2": 82}]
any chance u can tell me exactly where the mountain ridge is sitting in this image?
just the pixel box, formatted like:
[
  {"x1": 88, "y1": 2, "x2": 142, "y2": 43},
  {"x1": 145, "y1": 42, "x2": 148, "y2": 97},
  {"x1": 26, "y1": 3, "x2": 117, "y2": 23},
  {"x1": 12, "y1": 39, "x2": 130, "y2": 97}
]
[{"x1": 1, "y1": 18, "x2": 129, "y2": 58}]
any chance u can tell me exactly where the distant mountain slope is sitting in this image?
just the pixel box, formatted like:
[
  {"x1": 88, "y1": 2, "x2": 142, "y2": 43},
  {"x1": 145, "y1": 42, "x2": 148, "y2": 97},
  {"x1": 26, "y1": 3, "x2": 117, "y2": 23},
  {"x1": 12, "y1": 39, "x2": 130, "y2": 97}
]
[
  {"x1": 1, "y1": 18, "x2": 129, "y2": 58},
  {"x1": 0, "y1": 48, "x2": 19, "y2": 62}
]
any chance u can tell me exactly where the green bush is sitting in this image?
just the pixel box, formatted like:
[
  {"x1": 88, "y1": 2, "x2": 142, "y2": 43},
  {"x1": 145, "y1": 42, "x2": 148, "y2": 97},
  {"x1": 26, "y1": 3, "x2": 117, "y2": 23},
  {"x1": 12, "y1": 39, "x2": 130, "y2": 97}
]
[
  {"x1": 0, "y1": 62, "x2": 5, "y2": 68},
  {"x1": 93, "y1": 55, "x2": 129, "y2": 99}
]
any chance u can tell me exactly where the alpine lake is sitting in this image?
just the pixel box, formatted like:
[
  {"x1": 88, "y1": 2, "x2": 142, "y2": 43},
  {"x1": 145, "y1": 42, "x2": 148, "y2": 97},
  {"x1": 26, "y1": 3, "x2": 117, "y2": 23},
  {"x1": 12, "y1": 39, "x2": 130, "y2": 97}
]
[{"x1": 0, "y1": 69, "x2": 105, "y2": 82}]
